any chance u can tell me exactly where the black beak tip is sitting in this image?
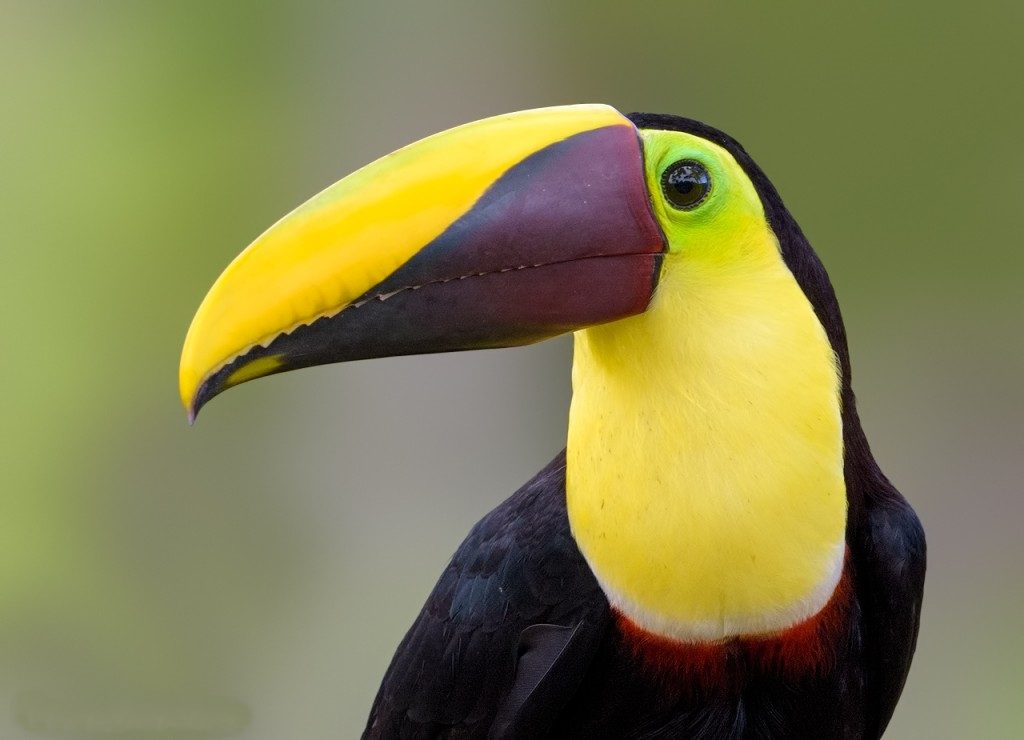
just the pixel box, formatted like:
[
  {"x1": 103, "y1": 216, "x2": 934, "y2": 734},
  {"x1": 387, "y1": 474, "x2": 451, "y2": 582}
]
[{"x1": 186, "y1": 376, "x2": 221, "y2": 425}]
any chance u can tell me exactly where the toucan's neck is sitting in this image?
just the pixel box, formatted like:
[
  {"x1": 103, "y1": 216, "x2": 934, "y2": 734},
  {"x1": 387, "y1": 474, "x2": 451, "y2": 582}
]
[{"x1": 566, "y1": 241, "x2": 847, "y2": 643}]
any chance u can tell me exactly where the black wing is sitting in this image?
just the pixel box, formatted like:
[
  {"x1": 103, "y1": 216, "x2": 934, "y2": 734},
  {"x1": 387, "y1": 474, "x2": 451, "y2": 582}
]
[
  {"x1": 364, "y1": 452, "x2": 609, "y2": 739},
  {"x1": 853, "y1": 472, "x2": 927, "y2": 738}
]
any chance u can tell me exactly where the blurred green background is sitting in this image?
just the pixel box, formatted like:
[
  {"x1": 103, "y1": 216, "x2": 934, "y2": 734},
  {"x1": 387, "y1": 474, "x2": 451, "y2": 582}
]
[{"x1": 2, "y1": 1, "x2": 1021, "y2": 737}]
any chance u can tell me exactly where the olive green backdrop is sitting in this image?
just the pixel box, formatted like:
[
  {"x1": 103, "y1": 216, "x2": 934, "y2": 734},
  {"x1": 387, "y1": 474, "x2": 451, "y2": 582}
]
[{"x1": 2, "y1": 2, "x2": 1021, "y2": 737}]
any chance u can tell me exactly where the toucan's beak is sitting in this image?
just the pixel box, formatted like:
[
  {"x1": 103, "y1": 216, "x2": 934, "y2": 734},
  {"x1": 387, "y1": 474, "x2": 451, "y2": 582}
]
[{"x1": 180, "y1": 104, "x2": 665, "y2": 421}]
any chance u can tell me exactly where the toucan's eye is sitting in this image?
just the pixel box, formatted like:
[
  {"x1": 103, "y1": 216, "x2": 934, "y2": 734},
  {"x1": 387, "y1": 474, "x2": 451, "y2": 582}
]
[{"x1": 661, "y1": 160, "x2": 711, "y2": 210}]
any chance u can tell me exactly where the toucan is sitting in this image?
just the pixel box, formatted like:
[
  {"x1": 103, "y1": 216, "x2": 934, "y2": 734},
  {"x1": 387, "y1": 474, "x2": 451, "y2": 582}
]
[{"x1": 179, "y1": 105, "x2": 925, "y2": 738}]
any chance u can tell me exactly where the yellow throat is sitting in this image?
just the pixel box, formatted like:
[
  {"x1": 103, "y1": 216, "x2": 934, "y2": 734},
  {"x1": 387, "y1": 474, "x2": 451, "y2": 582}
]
[{"x1": 566, "y1": 202, "x2": 847, "y2": 642}]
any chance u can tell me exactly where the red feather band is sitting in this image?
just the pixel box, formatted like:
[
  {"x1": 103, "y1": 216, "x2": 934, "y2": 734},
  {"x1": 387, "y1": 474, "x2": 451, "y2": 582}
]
[{"x1": 614, "y1": 553, "x2": 854, "y2": 698}]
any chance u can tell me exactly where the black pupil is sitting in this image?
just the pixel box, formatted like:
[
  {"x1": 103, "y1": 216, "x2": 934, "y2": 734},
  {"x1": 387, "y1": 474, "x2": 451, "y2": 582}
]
[{"x1": 662, "y1": 161, "x2": 710, "y2": 209}]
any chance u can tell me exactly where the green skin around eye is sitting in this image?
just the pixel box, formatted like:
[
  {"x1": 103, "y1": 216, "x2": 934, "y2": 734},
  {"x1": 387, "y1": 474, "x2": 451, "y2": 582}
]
[{"x1": 639, "y1": 128, "x2": 768, "y2": 259}]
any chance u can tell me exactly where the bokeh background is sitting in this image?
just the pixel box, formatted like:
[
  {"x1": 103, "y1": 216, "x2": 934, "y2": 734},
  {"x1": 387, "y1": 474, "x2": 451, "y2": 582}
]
[{"x1": 3, "y1": 1, "x2": 1022, "y2": 737}]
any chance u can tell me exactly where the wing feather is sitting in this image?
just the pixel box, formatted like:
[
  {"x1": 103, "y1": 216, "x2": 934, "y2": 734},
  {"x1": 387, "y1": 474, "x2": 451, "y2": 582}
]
[
  {"x1": 364, "y1": 452, "x2": 608, "y2": 738},
  {"x1": 854, "y1": 476, "x2": 927, "y2": 737}
]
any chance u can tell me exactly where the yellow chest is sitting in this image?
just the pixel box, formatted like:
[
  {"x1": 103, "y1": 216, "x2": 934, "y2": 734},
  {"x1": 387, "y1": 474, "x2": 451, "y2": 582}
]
[{"x1": 566, "y1": 253, "x2": 847, "y2": 642}]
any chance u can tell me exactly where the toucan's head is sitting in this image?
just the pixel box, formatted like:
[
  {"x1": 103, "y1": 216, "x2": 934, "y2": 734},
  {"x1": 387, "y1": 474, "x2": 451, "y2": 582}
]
[{"x1": 180, "y1": 104, "x2": 847, "y2": 421}]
